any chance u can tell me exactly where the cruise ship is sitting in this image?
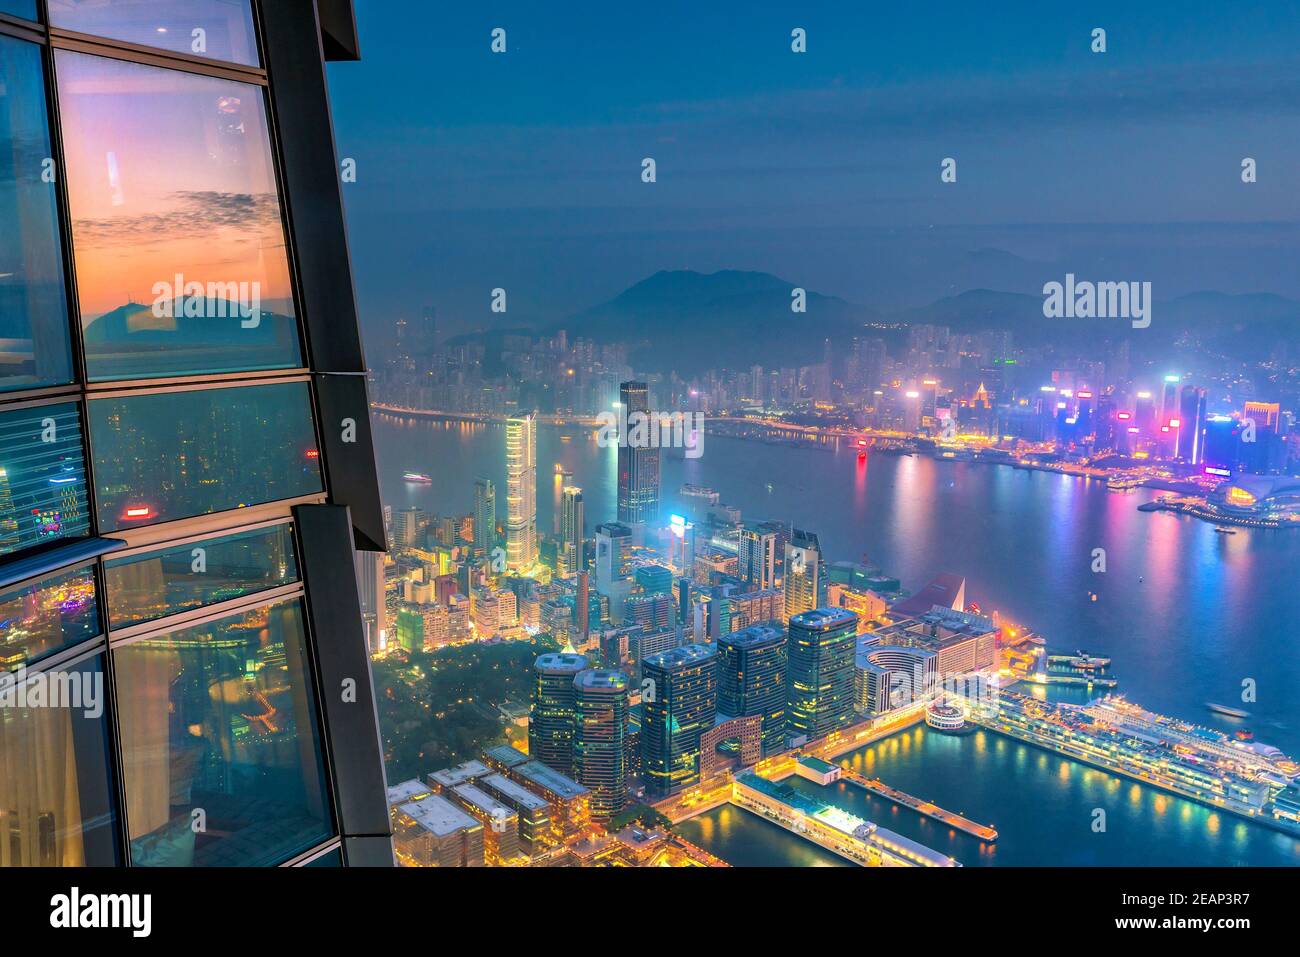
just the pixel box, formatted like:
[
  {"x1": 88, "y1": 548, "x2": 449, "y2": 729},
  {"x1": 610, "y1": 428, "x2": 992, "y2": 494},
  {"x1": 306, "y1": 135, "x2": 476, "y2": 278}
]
[{"x1": 402, "y1": 471, "x2": 433, "y2": 484}]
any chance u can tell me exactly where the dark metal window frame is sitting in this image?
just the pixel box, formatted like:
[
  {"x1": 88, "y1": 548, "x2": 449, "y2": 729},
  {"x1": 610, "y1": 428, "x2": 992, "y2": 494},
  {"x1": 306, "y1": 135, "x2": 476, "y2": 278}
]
[{"x1": 0, "y1": 0, "x2": 373, "y2": 867}]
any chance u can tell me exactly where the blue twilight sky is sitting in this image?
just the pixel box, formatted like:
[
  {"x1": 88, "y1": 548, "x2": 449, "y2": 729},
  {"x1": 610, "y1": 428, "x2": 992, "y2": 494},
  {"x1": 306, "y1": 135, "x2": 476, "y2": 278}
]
[{"x1": 326, "y1": 0, "x2": 1300, "y2": 343}]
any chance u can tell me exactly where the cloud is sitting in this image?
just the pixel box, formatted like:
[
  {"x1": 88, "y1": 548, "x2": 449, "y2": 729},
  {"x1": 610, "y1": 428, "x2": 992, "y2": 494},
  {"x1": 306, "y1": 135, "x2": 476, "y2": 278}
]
[{"x1": 72, "y1": 190, "x2": 284, "y2": 247}]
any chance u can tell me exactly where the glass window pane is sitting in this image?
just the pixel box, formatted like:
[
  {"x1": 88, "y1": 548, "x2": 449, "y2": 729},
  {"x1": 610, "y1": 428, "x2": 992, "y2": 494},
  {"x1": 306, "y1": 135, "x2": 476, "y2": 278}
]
[
  {"x1": 0, "y1": 401, "x2": 91, "y2": 558},
  {"x1": 302, "y1": 846, "x2": 342, "y2": 867},
  {"x1": 48, "y1": 0, "x2": 259, "y2": 67},
  {"x1": 0, "y1": 655, "x2": 121, "y2": 865},
  {"x1": 115, "y1": 600, "x2": 333, "y2": 866},
  {"x1": 0, "y1": 564, "x2": 99, "y2": 672},
  {"x1": 55, "y1": 51, "x2": 300, "y2": 381},
  {"x1": 0, "y1": 35, "x2": 75, "y2": 393},
  {"x1": 105, "y1": 523, "x2": 298, "y2": 629},
  {"x1": 89, "y1": 381, "x2": 323, "y2": 531},
  {"x1": 0, "y1": 2, "x2": 38, "y2": 22}
]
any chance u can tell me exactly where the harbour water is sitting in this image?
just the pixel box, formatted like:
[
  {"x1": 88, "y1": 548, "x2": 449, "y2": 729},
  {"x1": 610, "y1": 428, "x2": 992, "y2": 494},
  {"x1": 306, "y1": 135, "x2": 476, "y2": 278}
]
[
  {"x1": 373, "y1": 414, "x2": 1300, "y2": 865},
  {"x1": 676, "y1": 724, "x2": 1300, "y2": 866}
]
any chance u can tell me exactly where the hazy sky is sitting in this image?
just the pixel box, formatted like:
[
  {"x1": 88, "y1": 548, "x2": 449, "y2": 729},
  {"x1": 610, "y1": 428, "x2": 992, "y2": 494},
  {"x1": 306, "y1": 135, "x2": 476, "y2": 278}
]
[{"x1": 327, "y1": 0, "x2": 1300, "y2": 344}]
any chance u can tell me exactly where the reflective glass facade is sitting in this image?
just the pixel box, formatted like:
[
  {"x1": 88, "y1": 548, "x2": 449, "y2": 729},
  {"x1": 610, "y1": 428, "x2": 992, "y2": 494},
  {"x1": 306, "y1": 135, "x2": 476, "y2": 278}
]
[
  {"x1": 0, "y1": 563, "x2": 98, "y2": 670},
  {"x1": 0, "y1": 2, "x2": 36, "y2": 24},
  {"x1": 115, "y1": 601, "x2": 332, "y2": 866},
  {"x1": 0, "y1": 34, "x2": 73, "y2": 393},
  {"x1": 0, "y1": 2, "x2": 387, "y2": 869},
  {"x1": 56, "y1": 51, "x2": 301, "y2": 381},
  {"x1": 89, "y1": 381, "x2": 322, "y2": 531},
  {"x1": 0, "y1": 655, "x2": 121, "y2": 866},
  {"x1": 48, "y1": 0, "x2": 261, "y2": 67},
  {"x1": 105, "y1": 523, "x2": 297, "y2": 629},
  {"x1": 0, "y1": 402, "x2": 90, "y2": 557}
]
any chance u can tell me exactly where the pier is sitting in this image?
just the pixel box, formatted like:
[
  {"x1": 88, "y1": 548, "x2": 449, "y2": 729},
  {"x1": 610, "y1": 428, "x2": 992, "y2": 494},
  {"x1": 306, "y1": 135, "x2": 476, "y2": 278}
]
[
  {"x1": 731, "y1": 772, "x2": 959, "y2": 867},
  {"x1": 964, "y1": 689, "x2": 1300, "y2": 838},
  {"x1": 839, "y1": 769, "x2": 998, "y2": 842}
]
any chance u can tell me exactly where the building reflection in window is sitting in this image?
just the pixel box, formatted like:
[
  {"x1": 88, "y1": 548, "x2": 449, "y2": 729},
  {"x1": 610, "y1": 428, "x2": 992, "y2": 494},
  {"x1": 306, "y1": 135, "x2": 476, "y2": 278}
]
[
  {"x1": 0, "y1": 565, "x2": 100, "y2": 672},
  {"x1": 114, "y1": 599, "x2": 333, "y2": 866},
  {"x1": 0, "y1": 34, "x2": 74, "y2": 393},
  {"x1": 0, "y1": 402, "x2": 90, "y2": 559},
  {"x1": 105, "y1": 524, "x2": 298, "y2": 629},
  {"x1": 89, "y1": 381, "x2": 323, "y2": 532}
]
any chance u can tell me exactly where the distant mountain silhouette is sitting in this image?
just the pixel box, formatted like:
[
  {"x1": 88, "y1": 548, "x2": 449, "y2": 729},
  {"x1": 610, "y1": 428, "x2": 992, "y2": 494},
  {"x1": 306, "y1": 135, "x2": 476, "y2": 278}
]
[
  {"x1": 556, "y1": 269, "x2": 877, "y2": 372},
  {"x1": 83, "y1": 298, "x2": 293, "y2": 346},
  {"x1": 446, "y1": 269, "x2": 1300, "y2": 373},
  {"x1": 899, "y1": 287, "x2": 1300, "y2": 358}
]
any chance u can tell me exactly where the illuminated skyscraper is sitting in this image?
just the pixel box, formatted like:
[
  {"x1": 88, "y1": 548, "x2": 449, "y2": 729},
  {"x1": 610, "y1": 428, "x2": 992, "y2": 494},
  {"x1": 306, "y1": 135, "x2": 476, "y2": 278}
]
[
  {"x1": 529, "y1": 652, "x2": 588, "y2": 775},
  {"x1": 1177, "y1": 387, "x2": 1207, "y2": 463},
  {"x1": 783, "y1": 528, "x2": 822, "y2": 618},
  {"x1": 473, "y1": 477, "x2": 496, "y2": 558},
  {"x1": 0, "y1": 469, "x2": 19, "y2": 552},
  {"x1": 738, "y1": 525, "x2": 777, "y2": 590},
  {"x1": 1161, "y1": 375, "x2": 1180, "y2": 423},
  {"x1": 595, "y1": 521, "x2": 633, "y2": 620},
  {"x1": 572, "y1": 669, "x2": 630, "y2": 820},
  {"x1": 787, "y1": 608, "x2": 858, "y2": 740},
  {"x1": 641, "y1": 643, "x2": 717, "y2": 798},
  {"x1": 717, "y1": 624, "x2": 788, "y2": 755},
  {"x1": 576, "y1": 570, "x2": 590, "y2": 642},
  {"x1": 1243, "y1": 401, "x2": 1281, "y2": 434},
  {"x1": 1202, "y1": 415, "x2": 1242, "y2": 473},
  {"x1": 505, "y1": 414, "x2": 538, "y2": 571},
  {"x1": 616, "y1": 381, "x2": 660, "y2": 525},
  {"x1": 558, "y1": 486, "x2": 584, "y2": 579},
  {"x1": 1134, "y1": 391, "x2": 1156, "y2": 437}
]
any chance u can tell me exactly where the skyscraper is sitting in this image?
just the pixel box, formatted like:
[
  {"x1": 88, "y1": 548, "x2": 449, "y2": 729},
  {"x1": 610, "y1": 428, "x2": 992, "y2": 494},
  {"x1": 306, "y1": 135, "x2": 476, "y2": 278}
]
[
  {"x1": 787, "y1": 608, "x2": 859, "y2": 740},
  {"x1": 717, "y1": 624, "x2": 788, "y2": 755},
  {"x1": 0, "y1": 1, "x2": 391, "y2": 867},
  {"x1": 506, "y1": 414, "x2": 538, "y2": 571},
  {"x1": 616, "y1": 381, "x2": 660, "y2": 525},
  {"x1": 783, "y1": 528, "x2": 822, "y2": 618},
  {"x1": 1161, "y1": 375, "x2": 1181, "y2": 424},
  {"x1": 528, "y1": 652, "x2": 589, "y2": 775},
  {"x1": 473, "y1": 477, "x2": 496, "y2": 558},
  {"x1": 595, "y1": 521, "x2": 633, "y2": 620},
  {"x1": 1177, "y1": 387, "x2": 1208, "y2": 464},
  {"x1": 738, "y1": 525, "x2": 777, "y2": 590},
  {"x1": 572, "y1": 669, "x2": 630, "y2": 820},
  {"x1": 641, "y1": 643, "x2": 718, "y2": 798},
  {"x1": 576, "y1": 570, "x2": 591, "y2": 643},
  {"x1": 394, "y1": 505, "x2": 425, "y2": 547},
  {"x1": 558, "y1": 486, "x2": 584, "y2": 579}
]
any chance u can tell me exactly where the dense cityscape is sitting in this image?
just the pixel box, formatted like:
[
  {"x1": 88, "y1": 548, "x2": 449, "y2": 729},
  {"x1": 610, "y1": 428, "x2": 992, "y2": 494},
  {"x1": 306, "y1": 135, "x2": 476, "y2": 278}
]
[
  {"x1": 2, "y1": 2, "x2": 1298, "y2": 940},
  {"x1": 361, "y1": 305, "x2": 1300, "y2": 866}
]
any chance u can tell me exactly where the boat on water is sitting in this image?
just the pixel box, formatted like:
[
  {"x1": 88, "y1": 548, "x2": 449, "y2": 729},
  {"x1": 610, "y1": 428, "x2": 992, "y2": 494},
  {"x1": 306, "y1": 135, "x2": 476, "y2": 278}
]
[
  {"x1": 1106, "y1": 474, "x2": 1144, "y2": 492},
  {"x1": 402, "y1": 471, "x2": 433, "y2": 484},
  {"x1": 1214, "y1": 526, "x2": 1238, "y2": 535},
  {"x1": 1048, "y1": 652, "x2": 1111, "y2": 672},
  {"x1": 1206, "y1": 702, "x2": 1250, "y2": 719}
]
